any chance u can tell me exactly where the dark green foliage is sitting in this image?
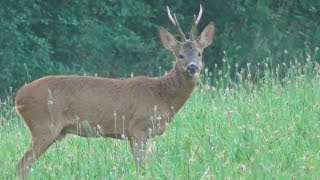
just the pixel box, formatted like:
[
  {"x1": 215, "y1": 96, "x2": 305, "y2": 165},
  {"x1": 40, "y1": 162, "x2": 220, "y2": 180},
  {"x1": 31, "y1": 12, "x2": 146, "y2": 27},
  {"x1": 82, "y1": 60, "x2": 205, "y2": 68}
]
[{"x1": 0, "y1": 0, "x2": 319, "y2": 97}]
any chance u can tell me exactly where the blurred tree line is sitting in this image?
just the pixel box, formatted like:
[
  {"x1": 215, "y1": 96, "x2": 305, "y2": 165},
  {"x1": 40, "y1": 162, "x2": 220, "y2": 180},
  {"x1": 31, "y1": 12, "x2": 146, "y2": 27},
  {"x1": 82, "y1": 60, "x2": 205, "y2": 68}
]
[{"x1": 0, "y1": 0, "x2": 319, "y2": 97}]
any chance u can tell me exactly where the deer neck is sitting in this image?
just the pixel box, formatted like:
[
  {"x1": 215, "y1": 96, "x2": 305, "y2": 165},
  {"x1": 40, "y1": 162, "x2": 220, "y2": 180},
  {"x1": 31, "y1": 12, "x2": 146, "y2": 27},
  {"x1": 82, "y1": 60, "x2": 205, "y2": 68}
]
[{"x1": 158, "y1": 62, "x2": 199, "y2": 112}]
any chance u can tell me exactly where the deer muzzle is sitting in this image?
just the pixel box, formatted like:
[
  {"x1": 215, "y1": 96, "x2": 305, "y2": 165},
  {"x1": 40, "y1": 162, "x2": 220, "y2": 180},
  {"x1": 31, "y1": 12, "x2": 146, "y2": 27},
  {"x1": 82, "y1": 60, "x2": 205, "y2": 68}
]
[{"x1": 186, "y1": 63, "x2": 199, "y2": 75}]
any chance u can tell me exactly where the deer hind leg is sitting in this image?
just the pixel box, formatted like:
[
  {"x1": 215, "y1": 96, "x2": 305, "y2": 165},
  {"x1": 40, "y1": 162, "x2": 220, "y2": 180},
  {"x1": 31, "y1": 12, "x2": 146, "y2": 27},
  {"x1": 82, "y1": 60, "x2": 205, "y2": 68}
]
[{"x1": 16, "y1": 124, "x2": 63, "y2": 179}]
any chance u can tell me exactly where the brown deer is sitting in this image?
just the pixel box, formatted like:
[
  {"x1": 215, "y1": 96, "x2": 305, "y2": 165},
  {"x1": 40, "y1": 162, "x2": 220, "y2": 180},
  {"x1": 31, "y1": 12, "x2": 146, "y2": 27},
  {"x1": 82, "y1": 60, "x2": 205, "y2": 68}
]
[{"x1": 15, "y1": 5, "x2": 215, "y2": 179}]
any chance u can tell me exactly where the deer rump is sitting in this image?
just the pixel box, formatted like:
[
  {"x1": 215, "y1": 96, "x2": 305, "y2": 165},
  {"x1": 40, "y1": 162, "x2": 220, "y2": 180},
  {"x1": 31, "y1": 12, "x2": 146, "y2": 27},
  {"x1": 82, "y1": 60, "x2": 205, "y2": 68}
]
[{"x1": 16, "y1": 75, "x2": 174, "y2": 140}]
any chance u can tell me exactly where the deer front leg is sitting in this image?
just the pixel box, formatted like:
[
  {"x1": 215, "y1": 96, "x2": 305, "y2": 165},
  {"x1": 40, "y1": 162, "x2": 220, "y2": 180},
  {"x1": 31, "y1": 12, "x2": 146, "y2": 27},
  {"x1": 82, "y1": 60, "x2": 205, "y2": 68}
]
[{"x1": 129, "y1": 130, "x2": 148, "y2": 170}]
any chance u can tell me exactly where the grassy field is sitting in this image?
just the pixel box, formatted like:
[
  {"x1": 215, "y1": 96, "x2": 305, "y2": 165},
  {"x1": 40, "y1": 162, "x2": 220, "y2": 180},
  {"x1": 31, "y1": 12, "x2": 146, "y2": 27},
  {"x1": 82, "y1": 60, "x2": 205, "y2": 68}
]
[{"x1": 0, "y1": 59, "x2": 319, "y2": 179}]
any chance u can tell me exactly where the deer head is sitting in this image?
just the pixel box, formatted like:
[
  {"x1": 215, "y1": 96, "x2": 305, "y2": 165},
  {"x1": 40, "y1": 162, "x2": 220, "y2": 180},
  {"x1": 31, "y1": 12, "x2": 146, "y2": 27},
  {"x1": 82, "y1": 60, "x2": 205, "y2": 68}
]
[{"x1": 159, "y1": 5, "x2": 215, "y2": 78}]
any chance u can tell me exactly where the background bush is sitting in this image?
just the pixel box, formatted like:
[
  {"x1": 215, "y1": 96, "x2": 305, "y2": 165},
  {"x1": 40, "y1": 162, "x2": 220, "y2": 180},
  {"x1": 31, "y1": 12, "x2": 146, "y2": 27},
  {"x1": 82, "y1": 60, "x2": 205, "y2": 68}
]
[{"x1": 0, "y1": 0, "x2": 319, "y2": 97}]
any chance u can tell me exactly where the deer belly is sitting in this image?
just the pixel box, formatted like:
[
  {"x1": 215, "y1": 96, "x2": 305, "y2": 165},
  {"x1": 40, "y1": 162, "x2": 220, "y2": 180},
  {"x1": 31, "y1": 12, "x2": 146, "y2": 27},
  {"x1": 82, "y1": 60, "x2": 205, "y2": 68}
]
[{"x1": 62, "y1": 105, "x2": 130, "y2": 138}]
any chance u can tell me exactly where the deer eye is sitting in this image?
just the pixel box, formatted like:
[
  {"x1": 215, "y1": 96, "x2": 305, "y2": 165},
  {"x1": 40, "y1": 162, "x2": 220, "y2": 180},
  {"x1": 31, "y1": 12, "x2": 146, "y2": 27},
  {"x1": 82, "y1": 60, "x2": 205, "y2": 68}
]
[
  {"x1": 198, "y1": 52, "x2": 202, "y2": 56},
  {"x1": 178, "y1": 54, "x2": 184, "y2": 59}
]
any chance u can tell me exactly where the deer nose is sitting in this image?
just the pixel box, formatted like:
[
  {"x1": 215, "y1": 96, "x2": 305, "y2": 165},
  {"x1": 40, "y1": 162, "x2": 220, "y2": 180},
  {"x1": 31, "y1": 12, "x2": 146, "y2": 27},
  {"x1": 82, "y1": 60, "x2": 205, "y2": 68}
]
[{"x1": 186, "y1": 63, "x2": 199, "y2": 75}]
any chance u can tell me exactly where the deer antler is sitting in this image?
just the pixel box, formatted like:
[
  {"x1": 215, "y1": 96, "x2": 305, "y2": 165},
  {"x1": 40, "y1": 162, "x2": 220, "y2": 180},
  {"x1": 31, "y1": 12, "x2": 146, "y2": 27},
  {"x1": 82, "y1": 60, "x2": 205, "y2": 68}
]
[
  {"x1": 190, "y1": 4, "x2": 203, "y2": 40},
  {"x1": 167, "y1": 6, "x2": 187, "y2": 42}
]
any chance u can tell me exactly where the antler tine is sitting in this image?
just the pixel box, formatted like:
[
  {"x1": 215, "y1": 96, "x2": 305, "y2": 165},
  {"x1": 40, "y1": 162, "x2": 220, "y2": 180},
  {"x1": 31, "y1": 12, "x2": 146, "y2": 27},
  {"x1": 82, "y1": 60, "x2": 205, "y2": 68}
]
[
  {"x1": 166, "y1": 6, "x2": 176, "y2": 26},
  {"x1": 166, "y1": 6, "x2": 187, "y2": 42},
  {"x1": 195, "y1": 4, "x2": 203, "y2": 25},
  {"x1": 190, "y1": 4, "x2": 203, "y2": 40}
]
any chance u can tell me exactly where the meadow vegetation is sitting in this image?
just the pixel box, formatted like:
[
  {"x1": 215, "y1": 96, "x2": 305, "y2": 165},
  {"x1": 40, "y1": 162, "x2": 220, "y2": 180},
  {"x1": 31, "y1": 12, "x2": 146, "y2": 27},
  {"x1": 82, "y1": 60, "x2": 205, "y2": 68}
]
[
  {"x1": 1, "y1": 0, "x2": 320, "y2": 96},
  {"x1": 0, "y1": 55, "x2": 319, "y2": 179}
]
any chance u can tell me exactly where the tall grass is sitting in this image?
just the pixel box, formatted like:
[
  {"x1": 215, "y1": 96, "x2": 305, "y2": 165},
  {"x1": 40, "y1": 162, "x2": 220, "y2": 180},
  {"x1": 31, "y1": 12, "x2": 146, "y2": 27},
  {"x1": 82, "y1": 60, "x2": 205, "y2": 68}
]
[{"x1": 0, "y1": 55, "x2": 319, "y2": 179}]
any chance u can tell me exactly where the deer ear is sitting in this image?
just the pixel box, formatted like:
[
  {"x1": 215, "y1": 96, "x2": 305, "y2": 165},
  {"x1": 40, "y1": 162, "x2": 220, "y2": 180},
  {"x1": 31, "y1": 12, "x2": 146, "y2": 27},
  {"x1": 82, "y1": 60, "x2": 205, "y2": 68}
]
[
  {"x1": 159, "y1": 26, "x2": 179, "y2": 51},
  {"x1": 197, "y1": 22, "x2": 215, "y2": 49}
]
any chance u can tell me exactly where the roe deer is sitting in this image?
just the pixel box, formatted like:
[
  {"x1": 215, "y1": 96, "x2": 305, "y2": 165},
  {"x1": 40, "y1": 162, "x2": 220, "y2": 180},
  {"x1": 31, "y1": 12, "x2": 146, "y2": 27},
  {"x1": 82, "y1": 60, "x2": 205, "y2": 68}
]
[{"x1": 15, "y1": 5, "x2": 215, "y2": 179}]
